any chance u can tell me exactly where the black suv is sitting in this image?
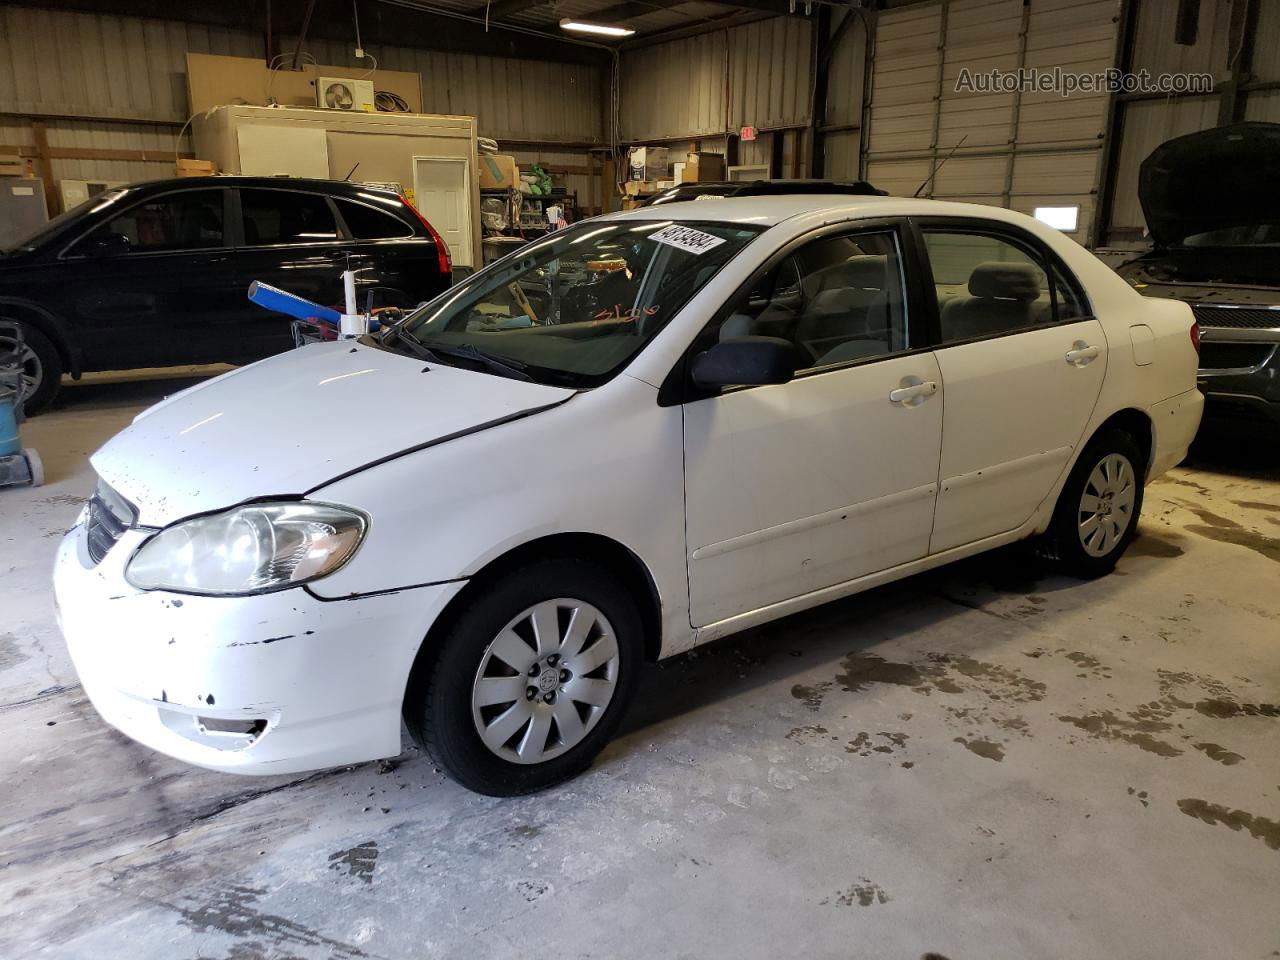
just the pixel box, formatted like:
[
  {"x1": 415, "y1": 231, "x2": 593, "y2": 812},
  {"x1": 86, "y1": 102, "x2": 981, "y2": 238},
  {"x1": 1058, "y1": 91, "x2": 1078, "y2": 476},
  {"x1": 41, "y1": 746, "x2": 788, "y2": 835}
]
[
  {"x1": 1115, "y1": 123, "x2": 1280, "y2": 433},
  {"x1": 0, "y1": 176, "x2": 453, "y2": 413}
]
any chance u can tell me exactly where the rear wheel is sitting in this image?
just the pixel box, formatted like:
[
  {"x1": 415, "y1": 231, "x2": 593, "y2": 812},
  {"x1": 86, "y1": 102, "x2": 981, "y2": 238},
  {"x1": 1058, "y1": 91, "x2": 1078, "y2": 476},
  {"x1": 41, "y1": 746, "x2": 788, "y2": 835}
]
[
  {"x1": 1041, "y1": 428, "x2": 1145, "y2": 578},
  {"x1": 0, "y1": 321, "x2": 61, "y2": 416},
  {"x1": 406, "y1": 558, "x2": 642, "y2": 796}
]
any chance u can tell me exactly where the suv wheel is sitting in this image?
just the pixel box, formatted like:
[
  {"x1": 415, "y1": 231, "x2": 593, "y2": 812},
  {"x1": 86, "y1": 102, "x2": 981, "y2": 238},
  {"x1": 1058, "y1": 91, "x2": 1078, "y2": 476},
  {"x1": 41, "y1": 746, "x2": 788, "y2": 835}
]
[
  {"x1": 0, "y1": 321, "x2": 61, "y2": 415},
  {"x1": 406, "y1": 558, "x2": 642, "y2": 796}
]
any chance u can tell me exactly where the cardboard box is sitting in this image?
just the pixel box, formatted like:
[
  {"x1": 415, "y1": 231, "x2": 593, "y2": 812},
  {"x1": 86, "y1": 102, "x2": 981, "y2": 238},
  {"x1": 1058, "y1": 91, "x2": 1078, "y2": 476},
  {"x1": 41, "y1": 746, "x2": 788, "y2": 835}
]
[
  {"x1": 628, "y1": 146, "x2": 669, "y2": 182},
  {"x1": 479, "y1": 154, "x2": 519, "y2": 190},
  {"x1": 0, "y1": 155, "x2": 27, "y2": 177},
  {"x1": 175, "y1": 158, "x2": 217, "y2": 177},
  {"x1": 680, "y1": 152, "x2": 726, "y2": 183}
]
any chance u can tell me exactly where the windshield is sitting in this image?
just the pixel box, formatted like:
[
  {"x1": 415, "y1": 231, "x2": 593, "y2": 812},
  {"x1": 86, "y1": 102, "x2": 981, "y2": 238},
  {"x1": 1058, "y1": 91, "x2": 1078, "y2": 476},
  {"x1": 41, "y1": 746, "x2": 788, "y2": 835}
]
[
  {"x1": 2, "y1": 188, "x2": 128, "y2": 254},
  {"x1": 393, "y1": 219, "x2": 763, "y2": 387},
  {"x1": 1182, "y1": 222, "x2": 1280, "y2": 247}
]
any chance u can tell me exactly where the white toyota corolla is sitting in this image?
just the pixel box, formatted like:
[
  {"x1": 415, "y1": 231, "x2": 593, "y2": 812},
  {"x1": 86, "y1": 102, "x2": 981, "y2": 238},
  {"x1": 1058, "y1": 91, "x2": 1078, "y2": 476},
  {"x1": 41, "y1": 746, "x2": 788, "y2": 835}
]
[{"x1": 54, "y1": 195, "x2": 1203, "y2": 795}]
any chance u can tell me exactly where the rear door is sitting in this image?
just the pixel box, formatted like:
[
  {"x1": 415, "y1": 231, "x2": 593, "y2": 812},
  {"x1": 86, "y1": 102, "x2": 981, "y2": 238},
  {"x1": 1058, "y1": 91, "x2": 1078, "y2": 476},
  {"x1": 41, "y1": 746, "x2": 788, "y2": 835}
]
[
  {"x1": 915, "y1": 219, "x2": 1107, "y2": 553},
  {"x1": 222, "y1": 187, "x2": 351, "y2": 361}
]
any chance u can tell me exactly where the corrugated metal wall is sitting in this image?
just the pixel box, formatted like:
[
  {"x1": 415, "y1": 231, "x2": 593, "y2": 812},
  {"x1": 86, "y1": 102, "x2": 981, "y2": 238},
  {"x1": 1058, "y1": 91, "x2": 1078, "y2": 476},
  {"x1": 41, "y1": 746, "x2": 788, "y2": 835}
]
[
  {"x1": 821, "y1": 8, "x2": 869, "y2": 179},
  {"x1": 864, "y1": 0, "x2": 1119, "y2": 243},
  {"x1": 0, "y1": 5, "x2": 603, "y2": 201},
  {"x1": 1103, "y1": 0, "x2": 1280, "y2": 243},
  {"x1": 619, "y1": 32, "x2": 729, "y2": 140},
  {"x1": 619, "y1": 18, "x2": 816, "y2": 142}
]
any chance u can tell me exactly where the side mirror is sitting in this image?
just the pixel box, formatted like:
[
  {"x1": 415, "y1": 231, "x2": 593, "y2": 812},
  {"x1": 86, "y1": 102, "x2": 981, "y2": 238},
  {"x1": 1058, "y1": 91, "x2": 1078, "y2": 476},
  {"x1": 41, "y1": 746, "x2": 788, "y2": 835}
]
[{"x1": 691, "y1": 336, "x2": 799, "y2": 388}]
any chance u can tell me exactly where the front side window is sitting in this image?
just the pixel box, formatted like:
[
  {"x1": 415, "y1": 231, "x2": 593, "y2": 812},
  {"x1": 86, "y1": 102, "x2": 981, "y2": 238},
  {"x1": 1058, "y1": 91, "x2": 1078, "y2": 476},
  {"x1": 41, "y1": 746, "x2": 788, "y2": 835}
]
[
  {"x1": 69, "y1": 189, "x2": 224, "y2": 256},
  {"x1": 393, "y1": 220, "x2": 762, "y2": 387},
  {"x1": 711, "y1": 230, "x2": 909, "y2": 369},
  {"x1": 923, "y1": 228, "x2": 1084, "y2": 343},
  {"x1": 239, "y1": 189, "x2": 339, "y2": 246}
]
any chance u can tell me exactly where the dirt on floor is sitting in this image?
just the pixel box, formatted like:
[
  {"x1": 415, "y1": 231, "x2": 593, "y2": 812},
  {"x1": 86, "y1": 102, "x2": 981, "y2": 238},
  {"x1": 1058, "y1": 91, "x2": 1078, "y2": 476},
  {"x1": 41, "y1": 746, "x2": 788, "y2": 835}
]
[{"x1": 1, "y1": 379, "x2": 1278, "y2": 960}]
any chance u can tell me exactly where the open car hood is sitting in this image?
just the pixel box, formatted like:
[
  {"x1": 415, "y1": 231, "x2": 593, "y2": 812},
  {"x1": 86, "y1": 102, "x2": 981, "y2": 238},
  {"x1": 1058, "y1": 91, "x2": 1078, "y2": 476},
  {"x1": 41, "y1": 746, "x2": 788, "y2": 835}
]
[
  {"x1": 91, "y1": 340, "x2": 573, "y2": 527},
  {"x1": 1140, "y1": 122, "x2": 1280, "y2": 248}
]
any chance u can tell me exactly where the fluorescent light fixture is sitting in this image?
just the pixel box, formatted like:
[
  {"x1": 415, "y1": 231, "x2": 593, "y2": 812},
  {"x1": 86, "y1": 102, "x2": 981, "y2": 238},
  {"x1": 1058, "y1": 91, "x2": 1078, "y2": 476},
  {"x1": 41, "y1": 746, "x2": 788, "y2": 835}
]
[
  {"x1": 560, "y1": 18, "x2": 635, "y2": 37},
  {"x1": 1033, "y1": 205, "x2": 1079, "y2": 231}
]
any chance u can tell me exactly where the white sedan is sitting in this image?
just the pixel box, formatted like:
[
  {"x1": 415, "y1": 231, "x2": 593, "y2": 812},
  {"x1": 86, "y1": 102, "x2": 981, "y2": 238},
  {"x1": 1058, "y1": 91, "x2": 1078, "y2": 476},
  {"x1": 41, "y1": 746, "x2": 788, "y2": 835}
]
[{"x1": 53, "y1": 195, "x2": 1203, "y2": 795}]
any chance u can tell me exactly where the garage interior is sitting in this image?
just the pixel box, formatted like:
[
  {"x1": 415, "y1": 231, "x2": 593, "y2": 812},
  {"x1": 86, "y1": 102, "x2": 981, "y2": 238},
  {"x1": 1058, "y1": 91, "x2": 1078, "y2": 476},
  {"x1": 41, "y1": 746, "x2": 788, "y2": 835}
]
[{"x1": 2, "y1": 0, "x2": 1279, "y2": 957}]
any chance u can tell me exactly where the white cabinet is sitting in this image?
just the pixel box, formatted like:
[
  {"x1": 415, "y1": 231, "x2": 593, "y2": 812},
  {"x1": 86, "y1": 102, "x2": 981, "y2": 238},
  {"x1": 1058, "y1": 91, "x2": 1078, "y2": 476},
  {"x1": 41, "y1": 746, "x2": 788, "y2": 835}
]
[{"x1": 193, "y1": 105, "x2": 481, "y2": 268}]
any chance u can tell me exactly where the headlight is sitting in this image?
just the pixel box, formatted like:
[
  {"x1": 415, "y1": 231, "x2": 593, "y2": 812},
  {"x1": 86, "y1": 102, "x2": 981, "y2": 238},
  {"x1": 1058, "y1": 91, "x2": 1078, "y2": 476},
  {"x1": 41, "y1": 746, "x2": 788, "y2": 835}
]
[{"x1": 125, "y1": 502, "x2": 368, "y2": 596}]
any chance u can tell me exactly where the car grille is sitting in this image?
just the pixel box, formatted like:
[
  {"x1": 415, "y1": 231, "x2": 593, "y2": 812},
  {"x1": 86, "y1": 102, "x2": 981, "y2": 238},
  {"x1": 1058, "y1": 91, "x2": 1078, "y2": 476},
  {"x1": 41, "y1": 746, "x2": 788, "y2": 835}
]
[
  {"x1": 1198, "y1": 341, "x2": 1277, "y2": 371},
  {"x1": 86, "y1": 480, "x2": 137, "y2": 565},
  {"x1": 1191, "y1": 305, "x2": 1280, "y2": 329}
]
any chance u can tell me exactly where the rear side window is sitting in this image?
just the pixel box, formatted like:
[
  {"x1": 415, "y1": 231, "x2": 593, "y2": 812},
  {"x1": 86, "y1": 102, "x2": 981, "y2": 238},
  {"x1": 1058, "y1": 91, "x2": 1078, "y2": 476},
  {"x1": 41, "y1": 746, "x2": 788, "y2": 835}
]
[
  {"x1": 923, "y1": 229, "x2": 1085, "y2": 344},
  {"x1": 239, "y1": 189, "x2": 339, "y2": 246},
  {"x1": 70, "y1": 189, "x2": 224, "y2": 255},
  {"x1": 336, "y1": 199, "x2": 414, "y2": 240}
]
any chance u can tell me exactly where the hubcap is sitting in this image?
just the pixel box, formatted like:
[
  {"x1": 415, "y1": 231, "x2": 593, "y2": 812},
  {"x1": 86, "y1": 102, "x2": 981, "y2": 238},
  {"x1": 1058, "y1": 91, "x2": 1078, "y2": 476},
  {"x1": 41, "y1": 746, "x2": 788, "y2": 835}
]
[
  {"x1": 471, "y1": 598, "x2": 620, "y2": 765},
  {"x1": 0, "y1": 333, "x2": 41, "y2": 405},
  {"x1": 1077, "y1": 452, "x2": 1136, "y2": 557}
]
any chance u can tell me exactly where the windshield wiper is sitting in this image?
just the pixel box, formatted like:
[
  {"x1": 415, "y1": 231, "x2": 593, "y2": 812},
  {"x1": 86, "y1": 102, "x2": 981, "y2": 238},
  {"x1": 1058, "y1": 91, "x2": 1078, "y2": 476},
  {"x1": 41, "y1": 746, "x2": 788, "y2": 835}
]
[
  {"x1": 419, "y1": 341, "x2": 533, "y2": 382},
  {"x1": 388, "y1": 327, "x2": 533, "y2": 382}
]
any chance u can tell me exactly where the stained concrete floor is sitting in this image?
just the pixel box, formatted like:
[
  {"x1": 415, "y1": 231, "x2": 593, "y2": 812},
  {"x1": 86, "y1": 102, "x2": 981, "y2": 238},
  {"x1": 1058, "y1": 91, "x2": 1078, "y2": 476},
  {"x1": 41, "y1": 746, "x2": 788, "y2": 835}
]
[{"x1": 2, "y1": 376, "x2": 1278, "y2": 960}]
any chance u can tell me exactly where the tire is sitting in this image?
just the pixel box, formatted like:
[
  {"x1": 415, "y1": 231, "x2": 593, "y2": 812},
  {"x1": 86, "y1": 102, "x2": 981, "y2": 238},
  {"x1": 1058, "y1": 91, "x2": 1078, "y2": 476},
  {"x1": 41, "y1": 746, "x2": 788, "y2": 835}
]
[
  {"x1": 1041, "y1": 428, "x2": 1145, "y2": 578},
  {"x1": 0, "y1": 321, "x2": 61, "y2": 416},
  {"x1": 406, "y1": 558, "x2": 642, "y2": 796}
]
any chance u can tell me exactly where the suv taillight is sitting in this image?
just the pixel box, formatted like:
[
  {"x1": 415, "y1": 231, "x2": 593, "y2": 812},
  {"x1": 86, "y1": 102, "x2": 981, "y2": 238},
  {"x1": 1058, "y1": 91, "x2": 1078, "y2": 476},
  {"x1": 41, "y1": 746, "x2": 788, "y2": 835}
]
[
  {"x1": 401, "y1": 194, "x2": 451, "y2": 276},
  {"x1": 1190, "y1": 321, "x2": 1201, "y2": 355}
]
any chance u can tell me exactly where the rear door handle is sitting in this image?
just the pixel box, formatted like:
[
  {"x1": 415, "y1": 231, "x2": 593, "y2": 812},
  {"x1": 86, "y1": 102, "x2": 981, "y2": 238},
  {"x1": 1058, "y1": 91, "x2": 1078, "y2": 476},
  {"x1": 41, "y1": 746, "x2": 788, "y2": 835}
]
[
  {"x1": 889, "y1": 378, "x2": 938, "y2": 406},
  {"x1": 1065, "y1": 341, "x2": 1100, "y2": 365}
]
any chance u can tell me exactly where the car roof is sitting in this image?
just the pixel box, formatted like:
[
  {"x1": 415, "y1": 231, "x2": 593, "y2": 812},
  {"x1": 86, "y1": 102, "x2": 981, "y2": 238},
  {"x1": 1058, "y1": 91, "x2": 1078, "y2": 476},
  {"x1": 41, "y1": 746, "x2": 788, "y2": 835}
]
[
  {"x1": 118, "y1": 176, "x2": 400, "y2": 197},
  {"x1": 608, "y1": 194, "x2": 1044, "y2": 228}
]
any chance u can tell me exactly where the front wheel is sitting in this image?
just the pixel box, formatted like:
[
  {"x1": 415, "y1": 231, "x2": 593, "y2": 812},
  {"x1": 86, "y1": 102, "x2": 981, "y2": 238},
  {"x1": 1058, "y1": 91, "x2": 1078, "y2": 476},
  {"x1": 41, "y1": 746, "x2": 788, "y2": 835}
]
[
  {"x1": 0, "y1": 321, "x2": 61, "y2": 416},
  {"x1": 406, "y1": 558, "x2": 642, "y2": 796},
  {"x1": 1041, "y1": 428, "x2": 1145, "y2": 578}
]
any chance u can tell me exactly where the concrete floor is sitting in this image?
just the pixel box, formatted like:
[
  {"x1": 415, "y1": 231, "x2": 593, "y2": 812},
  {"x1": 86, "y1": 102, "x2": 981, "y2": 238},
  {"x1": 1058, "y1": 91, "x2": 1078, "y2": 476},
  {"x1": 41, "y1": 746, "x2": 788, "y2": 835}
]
[{"x1": 2, "y1": 376, "x2": 1278, "y2": 960}]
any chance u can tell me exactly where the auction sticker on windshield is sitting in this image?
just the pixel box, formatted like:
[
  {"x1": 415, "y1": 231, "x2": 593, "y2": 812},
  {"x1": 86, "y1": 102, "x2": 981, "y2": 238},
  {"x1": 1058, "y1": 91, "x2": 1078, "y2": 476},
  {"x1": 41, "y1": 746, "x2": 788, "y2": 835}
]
[{"x1": 649, "y1": 224, "x2": 727, "y2": 255}]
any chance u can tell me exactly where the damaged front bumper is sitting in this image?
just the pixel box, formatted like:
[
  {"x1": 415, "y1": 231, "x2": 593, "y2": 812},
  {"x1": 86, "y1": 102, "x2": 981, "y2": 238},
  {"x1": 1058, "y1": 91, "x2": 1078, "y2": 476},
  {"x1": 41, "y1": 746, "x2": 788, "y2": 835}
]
[{"x1": 53, "y1": 521, "x2": 463, "y2": 775}]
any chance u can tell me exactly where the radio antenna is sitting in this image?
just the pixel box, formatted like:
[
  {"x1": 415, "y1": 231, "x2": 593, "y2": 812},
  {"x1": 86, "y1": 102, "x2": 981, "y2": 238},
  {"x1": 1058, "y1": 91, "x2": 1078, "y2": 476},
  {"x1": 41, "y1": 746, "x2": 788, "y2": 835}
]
[{"x1": 914, "y1": 134, "x2": 968, "y2": 198}]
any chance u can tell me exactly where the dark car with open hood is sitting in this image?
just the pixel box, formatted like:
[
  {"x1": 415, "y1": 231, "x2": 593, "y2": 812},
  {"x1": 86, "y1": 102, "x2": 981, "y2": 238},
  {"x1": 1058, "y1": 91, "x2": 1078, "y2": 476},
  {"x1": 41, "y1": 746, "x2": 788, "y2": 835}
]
[
  {"x1": 0, "y1": 176, "x2": 453, "y2": 414},
  {"x1": 1116, "y1": 122, "x2": 1280, "y2": 433}
]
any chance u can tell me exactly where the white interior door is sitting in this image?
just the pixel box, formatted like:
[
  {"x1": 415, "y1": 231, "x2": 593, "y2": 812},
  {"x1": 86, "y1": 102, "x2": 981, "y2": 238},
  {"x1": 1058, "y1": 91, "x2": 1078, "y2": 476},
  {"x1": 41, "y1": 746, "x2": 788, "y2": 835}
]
[{"x1": 413, "y1": 155, "x2": 473, "y2": 268}]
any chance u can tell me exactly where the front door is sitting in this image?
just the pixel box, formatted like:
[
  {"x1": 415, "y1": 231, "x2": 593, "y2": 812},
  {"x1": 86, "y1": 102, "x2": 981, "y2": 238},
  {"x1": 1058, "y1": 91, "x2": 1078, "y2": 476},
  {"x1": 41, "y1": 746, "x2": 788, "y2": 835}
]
[
  {"x1": 918, "y1": 223, "x2": 1108, "y2": 553},
  {"x1": 682, "y1": 227, "x2": 944, "y2": 628},
  {"x1": 60, "y1": 186, "x2": 242, "y2": 370}
]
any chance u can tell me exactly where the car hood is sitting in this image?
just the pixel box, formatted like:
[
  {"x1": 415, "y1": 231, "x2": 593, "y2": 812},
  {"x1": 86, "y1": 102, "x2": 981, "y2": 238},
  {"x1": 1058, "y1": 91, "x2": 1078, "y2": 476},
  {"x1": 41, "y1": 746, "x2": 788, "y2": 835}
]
[
  {"x1": 1140, "y1": 122, "x2": 1280, "y2": 248},
  {"x1": 92, "y1": 340, "x2": 574, "y2": 527}
]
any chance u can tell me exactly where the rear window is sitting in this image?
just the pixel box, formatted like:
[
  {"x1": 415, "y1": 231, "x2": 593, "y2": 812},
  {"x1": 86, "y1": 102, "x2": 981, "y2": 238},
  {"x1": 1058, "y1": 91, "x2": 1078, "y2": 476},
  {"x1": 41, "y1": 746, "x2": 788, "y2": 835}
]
[{"x1": 336, "y1": 199, "x2": 414, "y2": 240}]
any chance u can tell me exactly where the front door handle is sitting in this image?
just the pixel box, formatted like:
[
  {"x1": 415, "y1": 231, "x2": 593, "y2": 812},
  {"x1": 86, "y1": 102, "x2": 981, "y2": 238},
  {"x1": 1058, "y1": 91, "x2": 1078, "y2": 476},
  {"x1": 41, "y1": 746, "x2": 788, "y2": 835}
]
[
  {"x1": 889, "y1": 378, "x2": 938, "y2": 406},
  {"x1": 1065, "y1": 341, "x2": 1100, "y2": 366}
]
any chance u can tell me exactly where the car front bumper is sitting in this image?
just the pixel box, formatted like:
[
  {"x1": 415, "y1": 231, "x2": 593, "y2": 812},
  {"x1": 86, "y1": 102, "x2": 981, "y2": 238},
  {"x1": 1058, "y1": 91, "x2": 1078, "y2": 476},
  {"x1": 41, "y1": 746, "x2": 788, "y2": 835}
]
[
  {"x1": 53, "y1": 520, "x2": 464, "y2": 776},
  {"x1": 1197, "y1": 330, "x2": 1280, "y2": 428}
]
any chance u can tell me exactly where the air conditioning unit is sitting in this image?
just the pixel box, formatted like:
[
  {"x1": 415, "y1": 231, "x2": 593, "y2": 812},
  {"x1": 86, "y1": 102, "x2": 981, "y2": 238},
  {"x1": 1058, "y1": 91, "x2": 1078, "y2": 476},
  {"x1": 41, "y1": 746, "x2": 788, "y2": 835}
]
[{"x1": 316, "y1": 77, "x2": 376, "y2": 113}]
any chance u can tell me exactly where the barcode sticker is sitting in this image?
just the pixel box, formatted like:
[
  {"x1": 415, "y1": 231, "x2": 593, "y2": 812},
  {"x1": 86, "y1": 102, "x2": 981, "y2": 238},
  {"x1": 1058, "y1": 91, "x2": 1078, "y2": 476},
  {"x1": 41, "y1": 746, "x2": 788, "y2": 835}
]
[{"x1": 648, "y1": 224, "x2": 726, "y2": 255}]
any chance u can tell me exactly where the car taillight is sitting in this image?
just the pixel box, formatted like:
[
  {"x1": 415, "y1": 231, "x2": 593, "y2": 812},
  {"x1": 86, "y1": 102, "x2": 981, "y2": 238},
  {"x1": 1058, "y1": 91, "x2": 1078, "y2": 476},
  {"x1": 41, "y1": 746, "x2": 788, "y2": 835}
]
[
  {"x1": 1190, "y1": 321, "x2": 1200, "y2": 355},
  {"x1": 400, "y1": 194, "x2": 451, "y2": 276}
]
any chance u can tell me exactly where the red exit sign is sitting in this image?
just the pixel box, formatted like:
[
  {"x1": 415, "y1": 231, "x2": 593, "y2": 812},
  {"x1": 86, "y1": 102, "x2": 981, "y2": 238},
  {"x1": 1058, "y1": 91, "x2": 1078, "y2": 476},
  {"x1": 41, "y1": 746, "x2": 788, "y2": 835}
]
[{"x1": 740, "y1": 126, "x2": 757, "y2": 141}]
